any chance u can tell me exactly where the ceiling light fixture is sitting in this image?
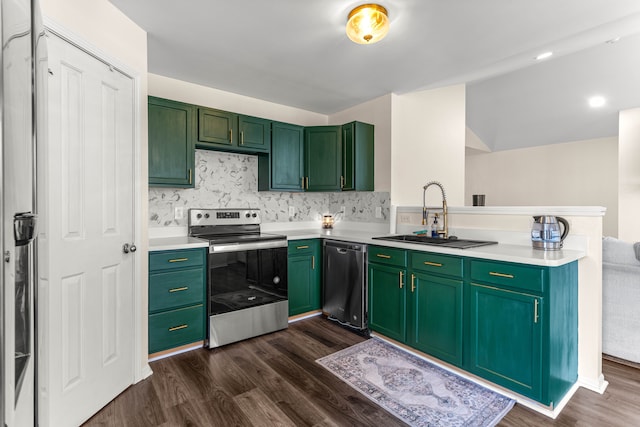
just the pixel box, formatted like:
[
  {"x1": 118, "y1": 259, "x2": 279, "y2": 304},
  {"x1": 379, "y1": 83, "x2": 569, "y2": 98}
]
[
  {"x1": 588, "y1": 96, "x2": 606, "y2": 108},
  {"x1": 346, "y1": 3, "x2": 389, "y2": 45},
  {"x1": 535, "y1": 51, "x2": 553, "y2": 60}
]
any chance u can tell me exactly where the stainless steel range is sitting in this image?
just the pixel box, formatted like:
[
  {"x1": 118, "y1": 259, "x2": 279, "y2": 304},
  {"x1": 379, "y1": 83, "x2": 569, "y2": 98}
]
[{"x1": 189, "y1": 208, "x2": 288, "y2": 348}]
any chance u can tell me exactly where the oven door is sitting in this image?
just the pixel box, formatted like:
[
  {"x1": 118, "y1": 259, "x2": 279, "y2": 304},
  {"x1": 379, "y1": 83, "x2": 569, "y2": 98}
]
[{"x1": 208, "y1": 244, "x2": 288, "y2": 316}]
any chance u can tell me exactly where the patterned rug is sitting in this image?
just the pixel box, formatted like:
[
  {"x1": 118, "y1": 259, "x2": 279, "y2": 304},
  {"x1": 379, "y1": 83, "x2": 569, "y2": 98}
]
[{"x1": 317, "y1": 338, "x2": 515, "y2": 427}]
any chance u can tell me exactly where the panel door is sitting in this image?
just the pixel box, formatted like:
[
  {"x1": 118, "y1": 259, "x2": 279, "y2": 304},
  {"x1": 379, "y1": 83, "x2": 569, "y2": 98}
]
[
  {"x1": 42, "y1": 33, "x2": 136, "y2": 427},
  {"x1": 197, "y1": 107, "x2": 237, "y2": 148},
  {"x1": 341, "y1": 123, "x2": 354, "y2": 191},
  {"x1": 148, "y1": 97, "x2": 194, "y2": 187},
  {"x1": 368, "y1": 263, "x2": 406, "y2": 342},
  {"x1": 469, "y1": 283, "x2": 543, "y2": 401},
  {"x1": 409, "y1": 272, "x2": 463, "y2": 366},
  {"x1": 270, "y1": 122, "x2": 304, "y2": 191},
  {"x1": 238, "y1": 115, "x2": 270, "y2": 152},
  {"x1": 304, "y1": 126, "x2": 341, "y2": 191},
  {"x1": 288, "y1": 241, "x2": 321, "y2": 316}
]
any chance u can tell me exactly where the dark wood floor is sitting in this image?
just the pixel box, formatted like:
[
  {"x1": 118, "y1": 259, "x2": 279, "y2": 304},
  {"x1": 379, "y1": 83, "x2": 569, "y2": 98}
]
[{"x1": 84, "y1": 316, "x2": 640, "y2": 426}]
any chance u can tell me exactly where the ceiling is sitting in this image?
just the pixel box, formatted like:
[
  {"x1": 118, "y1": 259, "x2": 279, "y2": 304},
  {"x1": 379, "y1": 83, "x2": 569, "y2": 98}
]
[{"x1": 109, "y1": 0, "x2": 640, "y2": 151}]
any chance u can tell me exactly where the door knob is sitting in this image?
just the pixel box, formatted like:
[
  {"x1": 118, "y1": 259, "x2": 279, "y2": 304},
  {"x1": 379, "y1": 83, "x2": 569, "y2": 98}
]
[{"x1": 123, "y1": 243, "x2": 137, "y2": 254}]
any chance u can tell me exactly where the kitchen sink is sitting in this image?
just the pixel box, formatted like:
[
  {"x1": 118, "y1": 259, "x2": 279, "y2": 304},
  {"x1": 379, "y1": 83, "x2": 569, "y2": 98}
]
[{"x1": 372, "y1": 234, "x2": 498, "y2": 249}]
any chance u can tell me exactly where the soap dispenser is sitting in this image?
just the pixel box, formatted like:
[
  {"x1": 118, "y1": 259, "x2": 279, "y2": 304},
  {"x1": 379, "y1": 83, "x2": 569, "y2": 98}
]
[{"x1": 431, "y1": 213, "x2": 439, "y2": 238}]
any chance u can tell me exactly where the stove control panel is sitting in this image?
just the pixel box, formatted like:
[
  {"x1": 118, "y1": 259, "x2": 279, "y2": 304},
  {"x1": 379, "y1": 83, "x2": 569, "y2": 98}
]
[{"x1": 189, "y1": 208, "x2": 261, "y2": 226}]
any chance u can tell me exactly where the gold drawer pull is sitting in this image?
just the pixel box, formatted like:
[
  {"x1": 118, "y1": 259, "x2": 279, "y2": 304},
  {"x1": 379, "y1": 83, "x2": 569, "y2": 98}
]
[
  {"x1": 423, "y1": 261, "x2": 442, "y2": 267},
  {"x1": 376, "y1": 254, "x2": 391, "y2": 259},
  {"x1": 399, "y1": 271, "x2": 404, "y2": 289},
  {"x1": 168, "y1": 324, "x2": 188, "y2": 332},
  {"x1": 297, "y1": 245, "x2": 309, "y2": 249},
  {"x1": 312, "y1": 255, "x2": 315, "y2": 270},
  {"x1": 411, "y1": 274, "x2": 416, "y2": 292},
  {"x1": 489, "y1": 271, "x2": 514, "y2": 279},
  {"x1": 168, "y1": 258, "x2": 189, "y2": 263},
  {"x1": 169, "y1": 286, "x2": 188, "y2": 293}
]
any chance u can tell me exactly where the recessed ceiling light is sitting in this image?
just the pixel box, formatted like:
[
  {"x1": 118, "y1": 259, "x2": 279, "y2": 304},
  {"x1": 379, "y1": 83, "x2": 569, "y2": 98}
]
[
  {"x1": 588, "y1": 96, "x2": 606, "y2": 108},
  {"x1": 535, "y1": 51, "x2": 553, "y2": 60}
]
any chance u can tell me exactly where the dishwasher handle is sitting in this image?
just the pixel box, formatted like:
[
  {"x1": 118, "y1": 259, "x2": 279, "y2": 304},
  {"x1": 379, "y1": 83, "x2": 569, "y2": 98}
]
[{"x1": 336, "y1": 248, "x2": 349, "y2": 254}]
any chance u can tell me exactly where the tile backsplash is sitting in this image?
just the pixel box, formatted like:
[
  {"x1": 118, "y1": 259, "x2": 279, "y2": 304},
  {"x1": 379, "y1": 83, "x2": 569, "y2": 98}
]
[{"x1": 149, "y1": 150, "x2": 390, "y2": 228}]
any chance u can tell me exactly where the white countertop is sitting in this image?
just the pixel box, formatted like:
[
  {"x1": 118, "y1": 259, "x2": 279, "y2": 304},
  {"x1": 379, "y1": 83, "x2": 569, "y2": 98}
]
[
  {"x1": 148, "y1": 225, "x2": 584, "y2": 267},
  {"x1": 149, "y1": 236, "x2": 209, "y2": 252},
  {"x1": 282, "y1": 228, "x2": 584, "y2": 267}
]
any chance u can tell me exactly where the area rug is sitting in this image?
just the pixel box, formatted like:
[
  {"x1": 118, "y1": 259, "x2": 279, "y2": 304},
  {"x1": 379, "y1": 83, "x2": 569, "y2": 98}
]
[{"x1": 317, "y1": 338, "x2": 515, "y2": 427}]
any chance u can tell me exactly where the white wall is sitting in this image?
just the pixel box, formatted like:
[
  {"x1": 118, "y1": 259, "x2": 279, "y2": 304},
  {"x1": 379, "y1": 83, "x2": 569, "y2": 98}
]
[
  {"x1": 466, "y1": 137, "x2": 619, "y2": 237},
  {"x1": 618, "y1": 108, "x2": 640, "y2": 242},
  {"x1": 148, "y1": 73, "x2": 326, "y2": 127},
  {"x1": 390, "y1": 85, "x2": 466, "y2": 207},
  {"x1": 329, "y1": 94, "x2": 392, "y2": 192}
]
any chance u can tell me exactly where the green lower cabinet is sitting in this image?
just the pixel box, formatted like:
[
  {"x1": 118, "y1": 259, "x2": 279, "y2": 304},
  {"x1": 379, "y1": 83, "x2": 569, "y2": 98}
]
[
  {"x1": 409, "y1": 271, "x2": 463, "y2": 366},
  {"x1": 148, "y1": 248, "x2": 207, "y2": 355},
  {"x1": 368, "y1": 262, "x2": 407, "y2": 342},
  {"x1": 469, "y1": 283, "x2": 543, "y2": 400},
  {"x1": 288, "y1": 239, "x2": 321, "y2": 316},
  {"x1": 467, "y1": 259, "x2": 578, "y2": 406}
]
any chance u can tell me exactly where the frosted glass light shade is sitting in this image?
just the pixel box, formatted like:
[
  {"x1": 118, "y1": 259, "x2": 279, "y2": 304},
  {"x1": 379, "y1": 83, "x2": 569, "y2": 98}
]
[{"x1": 346, "y1": 4, "x2": 389, "y2": 44}]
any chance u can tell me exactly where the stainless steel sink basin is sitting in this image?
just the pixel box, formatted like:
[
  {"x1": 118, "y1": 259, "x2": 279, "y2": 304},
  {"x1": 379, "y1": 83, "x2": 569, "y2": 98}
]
[{"x1": 372, "y1": 234, "x2": 498, "y2": 249}]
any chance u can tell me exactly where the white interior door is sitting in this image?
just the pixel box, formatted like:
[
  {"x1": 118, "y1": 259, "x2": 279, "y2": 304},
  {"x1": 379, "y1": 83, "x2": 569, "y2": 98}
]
[{"x1": 40, "y1": 32, "x2": 136, "y2": 427}]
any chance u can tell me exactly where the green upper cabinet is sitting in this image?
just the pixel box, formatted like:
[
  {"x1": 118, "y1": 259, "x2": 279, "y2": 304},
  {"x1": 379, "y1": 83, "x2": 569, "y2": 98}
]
[
  {"x1": 342, "y1": 121, "x2": 374, "y2": 191},
  {"x1": 197, "y1": 107, "x2": 269, "y2": 154},
  {"x1": 259, "y1": 122, "x2": 304, "y2": 191},
  {"x1": 148, "y1": 97, "x2": 195, "y2": 188},
  {"x1": 304, "y1": 126, "x2": 342, "y2": 191}
]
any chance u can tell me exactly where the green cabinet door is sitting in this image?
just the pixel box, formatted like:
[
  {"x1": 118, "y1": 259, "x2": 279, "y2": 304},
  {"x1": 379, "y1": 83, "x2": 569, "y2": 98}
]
[
  {"x1": 197, "y1": 107, "x2": 237, "y2": 148},
  {"x1": 288, "y1": 240, "x2": 321, "y2": 316},
  {"x1": 238, "y1": 115, "x2": 270, "y2": 152},
  {"x1": 261, "y1": 122, "x2": 304, "y2": 191},
  {"x1": 341, "y1": 121, "x2": 374, "y2": 191},
  {"x1": 368, "y1": 262, "x2": 407, "y2": 342},
  {"x1": 148, "y1": 97, "x2": 195, "y2": 187},
  {"x1": 409, "y1": 272, "x2": 463, "y2": 366},
  {"x1": 469, "y1": 283, "x2": 543, "y2": 401},
  {"x1": 304, "y1": 126, "x2": 341, "y2": 191}
]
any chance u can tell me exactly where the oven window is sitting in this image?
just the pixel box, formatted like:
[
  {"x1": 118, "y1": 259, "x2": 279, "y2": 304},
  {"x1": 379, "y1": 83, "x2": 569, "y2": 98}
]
[{"x1": 208, "y1": 246, "x2": 288, "y2": 315}]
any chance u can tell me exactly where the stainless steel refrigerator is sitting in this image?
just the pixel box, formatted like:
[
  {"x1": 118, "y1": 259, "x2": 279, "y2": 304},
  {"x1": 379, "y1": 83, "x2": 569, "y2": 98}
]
[{"x1": 1, "y1": 0, "x2": 43, "y2": 425}]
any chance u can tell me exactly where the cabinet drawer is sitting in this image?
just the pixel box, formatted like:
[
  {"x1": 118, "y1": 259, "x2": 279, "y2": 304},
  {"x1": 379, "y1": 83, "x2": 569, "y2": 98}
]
[
  {"x1": 288, "y1": 239, "x2": 319, "y2": 255},
  {"x1": 368, "y1": 246, "x2": 407, "y2": 267},
  {"x1": 149, "y1": 268, "x2": 205, "y2": 313},
  {"x1": 149, "y1": 249, "x2": 204, "y2": 272},
  {"x1": 470, "y1": 260, "x2": 544, "y2": 293},
  {"x1": 410, "y1": 252, "x2": 463, "y2": 278},
  {"x1": 149, "y1": 305, "x2": 204, "y2": 354}
]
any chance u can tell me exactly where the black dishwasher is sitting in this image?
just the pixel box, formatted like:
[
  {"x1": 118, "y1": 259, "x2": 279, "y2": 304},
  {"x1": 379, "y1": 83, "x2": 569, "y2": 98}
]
[{"x1": 323, "y1": 240, "x2": 367, "y2": 330}]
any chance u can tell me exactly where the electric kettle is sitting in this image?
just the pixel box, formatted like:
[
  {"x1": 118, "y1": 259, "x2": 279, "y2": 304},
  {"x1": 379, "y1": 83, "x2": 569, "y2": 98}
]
[{"x1": 531, "y1": 216, "x2": 569, "y2": 250}]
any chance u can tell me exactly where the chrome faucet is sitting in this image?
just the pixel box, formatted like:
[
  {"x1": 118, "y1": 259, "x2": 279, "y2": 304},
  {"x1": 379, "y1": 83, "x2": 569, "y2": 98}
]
[{"x1": 422, "y1": 181, "x2": 448, "y2": 239}]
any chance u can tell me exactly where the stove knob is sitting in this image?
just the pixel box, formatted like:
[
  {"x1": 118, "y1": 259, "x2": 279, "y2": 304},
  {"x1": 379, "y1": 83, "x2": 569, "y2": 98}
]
[
  {"x1": 245, "y1": 213, "x2": 251, "y2": 218},
  {"x1": 204, "y1": 213, "x2": 210, "y2": 219},
  {"x1": 196, "y1": 213, "x2": 202, "y2": 219},
  {"x1": 252, "y1": 213, "x2": 257, "y2": 218}
]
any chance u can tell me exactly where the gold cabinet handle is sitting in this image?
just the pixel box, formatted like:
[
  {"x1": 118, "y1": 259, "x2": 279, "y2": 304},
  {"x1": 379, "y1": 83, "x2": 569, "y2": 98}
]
[
  {"x1": 534, "y1": 299, "x2": 539, "y2": 324},
  {"x1": 305, "y1": 177, "x2": 309, "y2": 189},
  {"x1": 229, "y1": 128, "x2": 233, "y2": 143},
  {"x1": 376, "y1": 254, "x2": 391, "y2": 259},
  {"x1": 296, "y1": 245, "x2": 309, "y2": 250},
  {"x1": 399, "y1": 271, "x2": 404, "y2": 289},
  {"x1": 169, "y1": 286, "x2": 188, "y2": 293},
  {"x1": 341, "y1": 176, "x2": 344, "y2": 189},
  {"x1": 301, "y1": 177, "x2": 304, "y2": 189},
  {"x1": 423, "y1": 261, "x2": 443, "y2": 267},
  {"x1": 188, "y1": 168, "x2": 192, "y2": 184},
  {"x1": 240, "y1": 131, "x2": 244, "y2": 145},
  {"x1": 168, "y1": 258, "x2": 189, "y2": 263},
  {"x1": 489, "y1": 271, "x2": 514, "y2": 279},
  {"x1": 411, "y1": 274, "x2": 416, "y2": 293},
  {"x1": 168, "y1": 324, "x2": 188, "y2": 332},
  {"x1": 312, "y1": 255, "x2": 315, "y2": 270}
]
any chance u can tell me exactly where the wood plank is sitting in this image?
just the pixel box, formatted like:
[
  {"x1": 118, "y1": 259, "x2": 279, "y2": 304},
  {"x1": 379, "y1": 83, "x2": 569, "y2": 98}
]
[{"x1": 83, "y1": 316, "x2": 640, "y2": 427}]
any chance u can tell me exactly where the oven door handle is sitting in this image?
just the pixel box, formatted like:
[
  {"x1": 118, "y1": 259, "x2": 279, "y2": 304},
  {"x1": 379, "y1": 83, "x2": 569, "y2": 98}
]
[{"x1": 210, "y1": 239, "x2": 287, "y2": 253}]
